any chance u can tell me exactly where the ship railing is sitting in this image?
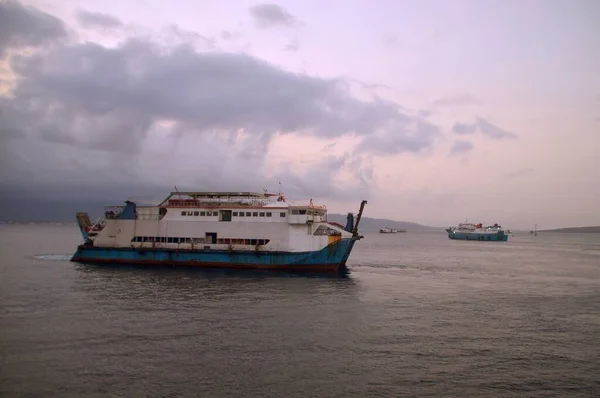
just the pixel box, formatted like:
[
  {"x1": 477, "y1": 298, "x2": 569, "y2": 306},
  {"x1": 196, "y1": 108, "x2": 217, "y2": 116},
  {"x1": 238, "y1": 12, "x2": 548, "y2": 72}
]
[{"x1": 163, "y1": 199, "x2": 273, "y2": 208}]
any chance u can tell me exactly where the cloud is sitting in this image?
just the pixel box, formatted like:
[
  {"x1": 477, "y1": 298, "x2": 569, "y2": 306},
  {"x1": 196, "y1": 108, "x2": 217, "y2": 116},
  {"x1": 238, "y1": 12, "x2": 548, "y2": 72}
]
[
  {"x1": 452, "y1": 122, "x2": 477, "y2": 135},
  {"x1": 432, "y1": 93, "x2": 480, "y2": 107},
  {"x1": 76, "y1": 10, "x2": 123, "y2": 29},
  {"x1": 382, "y1": 33, "x2": 398, "y2": 46},
  {"x1": 249, "y1": 4, "x2": 299, "y2": 29},
  {"x1": 419, "y1": 109, "x2": 433, "y2": 118},
  {"x1": 0, "y1": 2, "x2": 443, "y2": 204},
  {"x1": 451, "y1": 117, "x2": 517, "y2": 139},
  {"x1": 283, "y1": 37, "x2": 300, "y2": 52},
  {"x1": 220, "y1": 30, "x2": 241, "y2": 41},
  {"x1": 356, "y1": 118, "x2": 441, "y2": 156},
  {"x1": 448, "y1": 140, "x2": 474, "y2": 156},
  {"x1": 476, "y1": 117, "x2": 518, "y2": 139},
  {"x1": 0, "y1": 0, "x2": 67, "y2": 57},
  {"x1": 504, "y1": 168, "x2": 534, "y2": 180}
]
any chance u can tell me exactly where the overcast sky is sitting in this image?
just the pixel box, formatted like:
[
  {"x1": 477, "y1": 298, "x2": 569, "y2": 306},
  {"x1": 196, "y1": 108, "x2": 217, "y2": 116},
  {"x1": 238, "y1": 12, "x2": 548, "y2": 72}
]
[{"x1": 1, "y1": 0, "x2": 599, "y2": 229}]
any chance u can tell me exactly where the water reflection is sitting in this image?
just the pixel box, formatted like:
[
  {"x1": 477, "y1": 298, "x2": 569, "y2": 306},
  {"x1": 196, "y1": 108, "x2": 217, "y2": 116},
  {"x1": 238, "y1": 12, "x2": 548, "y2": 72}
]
[{"x1": 71, "y1": 262, "x2": 360, "y2": 308}]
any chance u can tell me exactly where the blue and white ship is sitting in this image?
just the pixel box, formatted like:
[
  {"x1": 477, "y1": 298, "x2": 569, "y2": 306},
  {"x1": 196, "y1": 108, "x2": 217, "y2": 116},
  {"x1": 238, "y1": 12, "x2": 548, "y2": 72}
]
[
  {"x1": 71, "y1": 190, "x2": 367, "y2": 272},
  {"x1": 446, "y1": 222, "x2": 509, "y2": 241}
]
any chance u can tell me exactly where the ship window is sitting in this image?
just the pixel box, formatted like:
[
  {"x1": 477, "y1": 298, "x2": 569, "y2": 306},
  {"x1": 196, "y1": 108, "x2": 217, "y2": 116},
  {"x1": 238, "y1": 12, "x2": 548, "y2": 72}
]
[
  {"x1": 205, "y1": 232, "x2": 217, "y2": 244},
  {"x1": 239, "y1": 212, "x2": 245, "y2": 217},
  {"x1": 193, "y1": 211, "x2": 199, "y2": 216},
  {"x1": 181, "y1": 211, "x2": 186, "y2": 216},
  {"x1": 245, "y1": 212, "x2": 251, "y2": 217},
  {"x1": 220, "y1": 210, "x2": 232, "y2": 222},
  {"x1": 233, "y1": 212, "x2": 238, "y2": 216},
  {"x1": 292, "y1": 210, "x2": 299, "y2": 215},
  {"x1": 167, "y1": 237, "x2": 174, "y2": 243},
  {"x1": 250, "y1": 239, "x2": 257, "y2": 245},
  {"x1": 266, "y1": 212, "x2": 272, "y2": 217},
  {"x1": 313, "y1": 225, "x2": 341, "y2": 236},
  {"x1": 252, "y1": 212, "x2": 258, "y2": 217},
  {"x1": 187, "y1": 211, "x2": 193, "y2": 216},
  {"x1": 280, "y1": 212, "x2": 286, "y2": 217},
  {"x1": 299, "y1": 210, "x2": 306, "y2": 215},
  {"x1": 200, "y1": 211, "x2": 206, "y2": 216},
  {"x1": 259, "y1": 212, "x2": 265, "y2": 217}
]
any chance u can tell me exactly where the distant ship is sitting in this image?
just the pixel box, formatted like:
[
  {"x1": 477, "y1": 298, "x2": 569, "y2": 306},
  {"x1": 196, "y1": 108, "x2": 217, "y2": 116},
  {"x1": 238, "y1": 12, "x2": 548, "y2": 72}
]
[
  {"x1": 446, "y1": 222, "x2": 508, "y2": 241},
  {"x1": 379, "y1": 226, "x2": 407, "y2": 233},
  {"x1": 71, "y1": 190, "x2": 368, "y2": 273}
]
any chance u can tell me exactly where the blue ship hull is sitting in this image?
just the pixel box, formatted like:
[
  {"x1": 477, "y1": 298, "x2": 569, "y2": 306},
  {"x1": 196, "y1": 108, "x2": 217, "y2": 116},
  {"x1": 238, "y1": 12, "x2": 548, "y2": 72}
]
[
  {"x1": 448, "y1": 231, "x2": 508, "y2": 241},
  {"x1": 71, "y1": 237, "x2": 358, "y2": 273}
]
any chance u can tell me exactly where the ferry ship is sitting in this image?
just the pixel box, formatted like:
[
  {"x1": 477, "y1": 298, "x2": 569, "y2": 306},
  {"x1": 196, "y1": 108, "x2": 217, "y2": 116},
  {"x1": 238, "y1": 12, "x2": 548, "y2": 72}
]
[
  {"x1": 446, "y1": 222, "x2": 509, "y2": 241},
  {"x1": 71, "y1": 191, "x2": 368, "y2": 273}
]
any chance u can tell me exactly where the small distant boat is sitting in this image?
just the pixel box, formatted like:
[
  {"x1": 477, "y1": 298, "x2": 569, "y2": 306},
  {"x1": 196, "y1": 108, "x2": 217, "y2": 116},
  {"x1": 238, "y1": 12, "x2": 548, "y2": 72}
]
[
  {"x1": 530, "y1": 224, "x2": 538, "y2": 236},
  {"x1": 379, "y1": 226, "x2": 407, "y2": 233},
  {"x1": 447, "y1": 222, "x2": 509, "y2": 242}
]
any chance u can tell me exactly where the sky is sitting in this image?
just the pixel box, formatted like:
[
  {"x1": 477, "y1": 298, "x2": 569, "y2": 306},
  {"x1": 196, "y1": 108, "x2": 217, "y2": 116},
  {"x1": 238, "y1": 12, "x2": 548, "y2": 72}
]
[{"x1": 0, "y1": 0, "x2": 599, "y2": 229}]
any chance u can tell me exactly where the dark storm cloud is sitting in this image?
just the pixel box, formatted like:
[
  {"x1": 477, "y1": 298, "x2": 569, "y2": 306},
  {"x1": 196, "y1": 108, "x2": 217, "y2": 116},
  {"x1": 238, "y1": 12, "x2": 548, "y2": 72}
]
[
  {"x1": 3, "y1": 38, "x2": 440, "y2": 152},
  {"x1": 448, "y1": 140, "x2": 473, "y2": 156},
  {"x1": 452, "y1": 118, "x2": 517, "y2": 139},
  {"x1": 0, "y1": 1, "x2": 442, "y2": 207},
  {"x1": 249, "y1": 4, "x2": 298, "y2": 28},
  {"x1": 0, "y1": 0, "x2": 67, "y2": 57},
  {"x1": 76, "y1": 10, "x2": 124, "y2": 29}
]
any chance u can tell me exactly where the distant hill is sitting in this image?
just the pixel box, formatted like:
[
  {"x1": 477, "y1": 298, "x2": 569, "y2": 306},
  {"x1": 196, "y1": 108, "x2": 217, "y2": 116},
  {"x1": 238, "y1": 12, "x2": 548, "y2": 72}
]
[
  {"x1": 538, "y1": 226, "x2": 600, "y2": 233},
  {"x1": 327, "y1": 213, "x2": 438, "y2": 232}
]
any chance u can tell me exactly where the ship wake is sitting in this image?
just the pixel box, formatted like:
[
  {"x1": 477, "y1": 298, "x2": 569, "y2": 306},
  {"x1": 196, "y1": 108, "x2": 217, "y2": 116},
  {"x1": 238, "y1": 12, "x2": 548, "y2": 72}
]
[{"x1": 33, "y1": 254, "x2": 72, "y2": 261}]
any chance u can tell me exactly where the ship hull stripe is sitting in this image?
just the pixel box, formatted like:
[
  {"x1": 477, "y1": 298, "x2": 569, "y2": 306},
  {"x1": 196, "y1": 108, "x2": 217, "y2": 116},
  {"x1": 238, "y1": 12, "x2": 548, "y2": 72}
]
[
  {"x1": 71, "y1": 238, "x2": 357, "y2": 273},
  {"x1": 448, "y1": 232, "x2": 508, "y2": 241}
]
